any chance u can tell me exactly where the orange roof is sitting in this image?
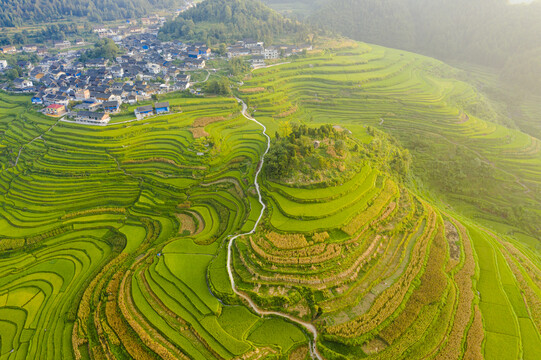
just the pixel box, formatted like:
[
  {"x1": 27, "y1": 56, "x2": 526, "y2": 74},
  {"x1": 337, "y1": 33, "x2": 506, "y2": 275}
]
[{"x1": 47, "y1": 104, "x2": 64, "y2": 109}]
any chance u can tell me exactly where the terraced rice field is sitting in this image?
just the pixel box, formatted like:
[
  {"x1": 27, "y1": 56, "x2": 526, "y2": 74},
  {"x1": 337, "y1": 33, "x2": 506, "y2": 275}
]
[
  {"x1": 0, "y1": 92, "x2": 308, "y2": 359},
  {"x1": 232, "y1": 42, "x2": 541, "y2": 358},
  {"x1": 0, "y1": 39, "x2": 540, "y2": 360}
]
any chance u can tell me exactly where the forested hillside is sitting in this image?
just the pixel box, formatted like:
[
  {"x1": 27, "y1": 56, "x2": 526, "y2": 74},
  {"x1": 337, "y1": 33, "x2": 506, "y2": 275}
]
[
  {"x1": 159, "y1": 0, "x2": 309, "y2": 45},
  {"x1": 264, "y1": 0, "x2": 541, "y2": 93},
  {"x1": 0, "y1": 0, "x2": 185, "y2": 27}
]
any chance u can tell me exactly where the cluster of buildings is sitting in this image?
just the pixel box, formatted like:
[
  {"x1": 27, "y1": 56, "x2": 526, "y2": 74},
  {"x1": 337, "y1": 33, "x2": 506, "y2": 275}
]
[
  {"x1": 93, "y1": 16, "x2": 165, "y2": 42},
  {"x1": 227, "y1": 39, "x2": 313, "y2": 67},
  {"x1": 135, "y1": 101, "x2": 170, "y2": 119},
  {"x1": 0, "y1": 31, "x2": 210, "y2": 124},
  {"x1": 0, "y1": 1, "x2": 313, "y2": 126},
  {"x1": 1, "y1": 40, "x2": 86, "y2": 56}
]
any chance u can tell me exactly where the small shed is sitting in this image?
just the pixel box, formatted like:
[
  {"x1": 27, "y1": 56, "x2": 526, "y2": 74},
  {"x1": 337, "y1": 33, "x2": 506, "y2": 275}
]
[
  {"x1": 134, "y1": 105, "x2": 154, "y2": 118},
  {"x1": 155, "y1": 102, "x2": 170, "y2": 114},
  {"x1": 103, "y1": 101, "x2": 120, "y2": 113},
  {"x1": 31, "y1": 96, "x2": 43, "y2": 105}
]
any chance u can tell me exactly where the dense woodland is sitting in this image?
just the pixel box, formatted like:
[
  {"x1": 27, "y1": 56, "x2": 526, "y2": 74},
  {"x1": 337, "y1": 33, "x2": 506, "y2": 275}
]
[
  {"x1": 0, "y1": 23, "x2": 89, "y2": 47},
  {"x1": 264, "y1": 0, "x2": 541, "y2": 93},
  {"x1": 0, "y1": 0, "x2": 184, "y2": 27},
  {"x1": 159, "y1": 0, "x2": 309, "y2": 45}
]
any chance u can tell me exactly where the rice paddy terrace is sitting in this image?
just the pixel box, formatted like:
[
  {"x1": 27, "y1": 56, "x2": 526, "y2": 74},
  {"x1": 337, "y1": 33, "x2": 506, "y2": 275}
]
[
  {"x1": 0, "y1": 93, "x2": 309, "y2": 360},
  {"x1": 0, "y1": 39, "x2": 539, "y2": 360},
  {"x1": 234, "y1": 42, "x2": 541, "y2": 359}
]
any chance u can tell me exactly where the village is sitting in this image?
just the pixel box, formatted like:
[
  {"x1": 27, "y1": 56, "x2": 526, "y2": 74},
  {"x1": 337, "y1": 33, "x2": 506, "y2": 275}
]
[{"x1": 0, "y1": 11, "x2": 312, "y2": 126}]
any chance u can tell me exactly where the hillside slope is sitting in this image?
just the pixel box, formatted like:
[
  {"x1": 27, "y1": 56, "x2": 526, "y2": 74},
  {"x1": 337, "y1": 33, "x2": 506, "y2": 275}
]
[
  {"x1": 237, "y1": 41, "x2": 541, "y2": 359},
  {"x1": 159, "y1": 0, "x2": 308, "y2": 45},
  {"x1": 0, "y1": 0, "x2": 185, "y2": 27},
  {"x1": 263, "y1": 0, "x2": 541, "y2": 93}
]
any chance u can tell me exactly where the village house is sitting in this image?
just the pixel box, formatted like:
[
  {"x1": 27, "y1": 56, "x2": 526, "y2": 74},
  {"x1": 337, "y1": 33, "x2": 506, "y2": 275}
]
[
  {"x1": 185, "y1": 58, "x2": 206, "y2": 69},
  {"x1": 75, "y1": 89, "x2": 90, "y2": 100},
  {"x1": 111, "y1": 66, "x2": 124, "y2": 78},
  {"x1": 86, "y1": 58, "x2": 109, "y2": 68},
  {"x1": 0, "y1": 60, "x2": 7, "y2": 70},
  {"x1": 0, "y1": 46, "x2": 17, "y2": 54},
  {"x1": 174, "y1": 81, "x2": 190, "y2": 91},
  {"x1": 243, "y1": 39, "x2": 264, "y2": 49},
  {"x1": 44, "y1": 104, "x2": 66, "y2": 116},
  {"x1": 75, "y1": 111, "x2": 110, "y2": 124},
  {"x1": 103, "y1": 101, "x2": 120, "y2": 113},
  {"x1": 22, "y1": 45, "x2": 37, "y2": 53},
  {"x1": 54, "y1": 40, "x2": 71, "y2": 50},
  {"x1": 251, "y1": 55, "x2": 266, "y2": 67},
  {"x1": 43, "y1": 94, "x2": 69, "y2": 106},
  {"x1": 227, "y1": 46, "x2": 251, "y2": 58},
  {"x1": 134, "y1": 105, "x2": 154, "y2": 118},
  {"x1": 93, "y1": 93, "x2": 115, "y2": 103},
  {"x1": 77, "y1": 99, "x2": 102, "y2": 112},
  {"x1": 264, "y1": 47, "x2": 280, "y2": 60},
  {"x1": 155, "y1": 102, "x2": 170, "y2": 114},
  {"x1": 31, "y1": 96, "x2": 43, "y2": 105},
  {"x1": 13, "y1": 78, "x2": 33, "y2": 89},
  {"x1": 30, "y1": 69, "x2": 45, "y2": 81}
]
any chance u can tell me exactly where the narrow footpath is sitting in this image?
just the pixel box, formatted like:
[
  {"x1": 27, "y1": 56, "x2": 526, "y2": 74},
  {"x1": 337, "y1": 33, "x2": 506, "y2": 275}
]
[{"x1": 226, "y1": 97, "x2": 323, "y2": 360}]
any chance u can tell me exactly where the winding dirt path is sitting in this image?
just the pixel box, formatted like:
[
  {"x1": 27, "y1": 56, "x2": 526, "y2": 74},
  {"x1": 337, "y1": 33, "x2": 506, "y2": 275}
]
[{"x1": 225, "y1": 97, "x2": 323, "y2": 360}]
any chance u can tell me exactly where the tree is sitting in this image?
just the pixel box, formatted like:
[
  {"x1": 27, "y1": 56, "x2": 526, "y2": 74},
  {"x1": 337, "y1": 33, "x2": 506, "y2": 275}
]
[
  {"x1": 278, "y1": 121, "x2": 293, "y2": 138},
  {"x1": 5, "y1": 68, "x2": 19, "y2": 80},
  {"x1": 82, "y1": 39, "x2": 120, "y2": 62},
  {"x1": 205, "y1": 77, "x2": 231, "y2": 96},
  {"x1": 228, "y1": 57, "x2": 250, "y2": 76}
]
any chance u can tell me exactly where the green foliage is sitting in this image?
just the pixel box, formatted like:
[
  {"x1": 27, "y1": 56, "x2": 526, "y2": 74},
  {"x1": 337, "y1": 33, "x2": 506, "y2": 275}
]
[
  {"x1": 159, "y1": 0, "x2": 309, "y2": 45},
  {"x1": 80, "y1": 39, "x2": 120, "y2": 62},
  {"x1": 278, "y1": 120, "x2": 293, "y2": 138},
  {"x1": 4, "y1": 68, "x2": 19, "y2": 80},
  {"x1": 0, "y1": 23, "x2": 84, "y2": 46},
  {"x1": 266, "y1": 124, "x2": 410, "y2": 185},
  {"x1": 266, "y1": 124, "x2": 349, "y2": 184},
  {"x1": 0, "y1": 0, "x2": 185, "y2": 27},
  {"x1": 205, "y1": 77, "x2": 231, "y2": 96},
  {"x1": 228, "y1": 57, "x2": 251, "y2": 76},
  {"x1": 501, "y1": 46, "x2": 541, "y2": 94}
]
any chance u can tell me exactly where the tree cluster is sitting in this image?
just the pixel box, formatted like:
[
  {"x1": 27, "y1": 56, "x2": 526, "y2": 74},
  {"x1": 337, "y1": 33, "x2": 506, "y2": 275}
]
[
  {"x1": 159, "y1": 0, "x2": 309, "y2": 45},
  {"x1": 0, "y1": 0, "x2": 183, "y2": 27},
  {"x1": 205, "y1": 77, "x2": 231, "y2": 96},
  {"x1": 228, "y1": 57, "x2": 251, "y2": 76},
  {"x1": 0, "y1": 23, "x2": 85, "y2": 47},
  {"x1": 79, "y1": 39, "x2": 120, "y2": 62},
  {"x1": 266, "y1": 124, "x2": 344, "y2": 180}
]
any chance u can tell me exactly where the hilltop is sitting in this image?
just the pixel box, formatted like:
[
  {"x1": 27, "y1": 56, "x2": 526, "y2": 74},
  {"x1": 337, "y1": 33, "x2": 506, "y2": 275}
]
[
  {"x1": 159, "y1": 0, "x2": 309, "y2": 45},
  {"x1": 266, "y1": 124, "x2": 410, "y2": 186}
]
